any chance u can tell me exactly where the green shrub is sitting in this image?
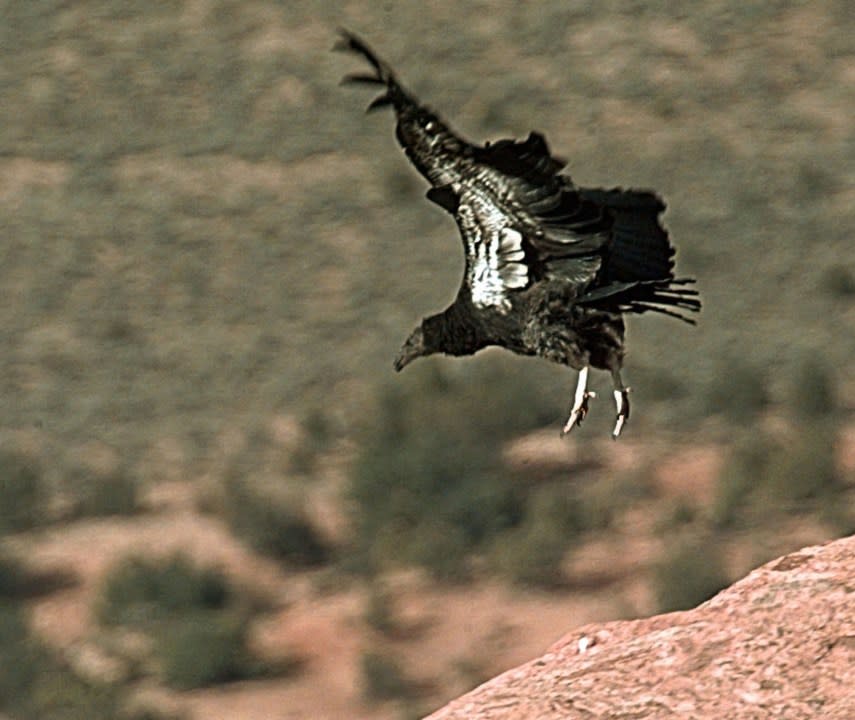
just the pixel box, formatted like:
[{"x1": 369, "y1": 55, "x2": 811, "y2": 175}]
[
  {"x1": 158, "y1": 612, "x2": 254, "y2": 690},
  {"x1": 359, "y1": 651, "x2": 416, "y2": 703},
  {"x1": 491, "y1": 484, "x2": 576, "y2": 588},
  {"x1": 97, "y1": 553, "x2": 231, "y2": 627},
  {"x1": 0, "y1": 551, "x2": 73, "y2": 600},
  {"x1": 575, "y1": 475, "x2": 645, "y2": 532},
  {"x1": 667, "y1": 501, "x2": 698, "y2": 528},
  {"x1": 350, "y1": 422, "x2": 522, "y2": 579},
  {"x1": 348, "y1": 361, "x2": 548, "y2": 579},
  {"x1": 705, "y1": 357, "x2": 768, "y2": 424},
  {"x1": 22, "y1": 665, "x2": 118, "y2": 720},
  {"x1": 67, "y1": 465, "x2": 138, "y2": 518},
  {"x1": 0, "y1": 601, "x2": 120, "y2": 720},
  {"x1": 712, "y1": 438, "x2": 771, "y2": 528},
  {"x1": 786, "y1": 357, "x2": 836, "y2": 419},
  {"x1": 0, "y1": 602, "x2": 31, "y2": 688},
  {"x1": 287, "y1": 409, "x2": 334, "y2": 476},
  {"x1": 0, "y1": 552, "x2": 30, "y2": 600},
  {"x1": 363, "y1": 583, "x2": 398, "y2": 637},
  {"x1": 452, "y1": 655, "x2": 490, "y2": 694},
  {"x1": 716, "y1": 426, "x2": 843, "y2": 525},
  {"x1": 766, "y1": 426, "x2": 839, "y2": 508},
  {"x1": 221, "y1": 475, "x2": 329, "y2": 567},
  {"x1": 491, "y1": 523, "x2": 568, "y2": 589},
  {"x1": 96, "y1": 553, "x2": 277, "y2": 691},
  {"x1": 406, "y1": 519, "x2": 473, "y2": 583},
  {"x1": 655, "y1": 538, "x2": 729, "y2": 613},
  {"x1": 0, "y1": 450, "x2": 45, "y2": 534},
  {"x1": 823, "y1": 265, "x2": 855, "y2": 297}
]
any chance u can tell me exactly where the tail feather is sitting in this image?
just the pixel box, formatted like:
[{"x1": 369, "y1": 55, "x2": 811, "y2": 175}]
[
  {"x1": 580, "y1": 278, "x2": 701, "y2": 324},
  {"x1": 579, "y1": 187, "x2": 676, "y2": 283}
]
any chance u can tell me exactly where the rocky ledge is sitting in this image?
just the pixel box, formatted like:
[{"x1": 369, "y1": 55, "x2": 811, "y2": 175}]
[{"x1": 427, "y1": 534, "x2": 855, "y2": 720}]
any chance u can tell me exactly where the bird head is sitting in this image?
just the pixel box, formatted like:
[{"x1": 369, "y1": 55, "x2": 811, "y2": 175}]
[
  {"x1": 394, "y1": 309, "x2": 486, "y2": 371},
  {"x1": 393, "y1": 324, "x2": 427, "y2": 372}
]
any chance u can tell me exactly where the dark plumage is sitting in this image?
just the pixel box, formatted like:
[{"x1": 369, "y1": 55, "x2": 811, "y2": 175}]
[{"x1": 336, "y1": 30, "x2": 700, "y2": 437}]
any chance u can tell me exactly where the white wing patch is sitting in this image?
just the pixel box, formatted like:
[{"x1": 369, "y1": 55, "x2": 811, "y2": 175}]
[
  {"x1": 498, "y1": 228, "x2": 528, "y2": 288},
  {"x1": 458, "y1": 202, "x2": 529, "y2": 313}
]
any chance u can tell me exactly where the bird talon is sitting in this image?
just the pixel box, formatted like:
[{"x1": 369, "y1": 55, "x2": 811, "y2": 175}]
[
  {"x1": 562, "y1": 399, "x2": 590, "y2": 435},
  {"x1": 563, "y1": 367, "x2": 601, "y2": 436},
  {"x1": 611, "y1": 388, "x2": 631, "y2": 439}
]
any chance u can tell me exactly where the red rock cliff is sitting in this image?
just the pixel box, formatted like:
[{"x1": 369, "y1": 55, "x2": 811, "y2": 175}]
[{"x1": 426, "y1": 534, "x2": 855, "y2": 719}]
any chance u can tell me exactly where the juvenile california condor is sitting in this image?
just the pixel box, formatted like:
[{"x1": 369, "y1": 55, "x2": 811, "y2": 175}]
[{"x1": 336, "y1": 30, "x2": 700, "y2": 438}]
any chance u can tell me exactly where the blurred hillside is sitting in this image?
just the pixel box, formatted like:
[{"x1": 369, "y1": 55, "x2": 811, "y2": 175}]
[{"x1": 0, "y1": 1, "x2": 853, "y2": 719}]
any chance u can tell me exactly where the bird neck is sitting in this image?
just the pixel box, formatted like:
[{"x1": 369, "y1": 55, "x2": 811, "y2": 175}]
[{"x1": 423, "y1": 302, "x2": 486, "y2": 358}]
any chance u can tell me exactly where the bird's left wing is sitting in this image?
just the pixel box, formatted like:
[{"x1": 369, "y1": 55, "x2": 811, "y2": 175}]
[
  {"x1": 475, "y1": 132, "x2": 612, "y2": 257},
  {"x1": 428, "y1": 132, "x2": 612, "y2": 312}
]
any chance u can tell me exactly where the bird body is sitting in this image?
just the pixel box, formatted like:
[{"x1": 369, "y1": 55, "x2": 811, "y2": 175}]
[{"x1": 337, "y1": 30, "x2": 700, "y2": 436}]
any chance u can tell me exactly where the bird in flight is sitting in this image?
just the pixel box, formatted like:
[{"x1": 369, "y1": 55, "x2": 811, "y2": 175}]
[{"x1": 336, "y1": 30, "x2": 700, "y2": 438}]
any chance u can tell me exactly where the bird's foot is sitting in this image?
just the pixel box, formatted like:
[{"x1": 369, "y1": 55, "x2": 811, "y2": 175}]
[
  {"x1": 562, "y1": 392, "x2": 596, "y2": 435},
  {"x1": 562, "y1": 366, "x2": 595, "y2": 436},
  {"x1": 612, "y1": 388, "x2": 631, "y2": 439}
]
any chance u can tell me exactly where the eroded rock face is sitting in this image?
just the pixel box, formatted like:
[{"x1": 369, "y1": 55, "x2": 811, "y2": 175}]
[{"x1": 426, "y1": 535, "x2": 855, "y2": 720}]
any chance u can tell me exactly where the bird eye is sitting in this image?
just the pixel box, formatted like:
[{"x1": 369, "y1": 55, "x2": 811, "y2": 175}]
[{"x1": 424, "y1": 120, "x2": 436, "y2": 132}]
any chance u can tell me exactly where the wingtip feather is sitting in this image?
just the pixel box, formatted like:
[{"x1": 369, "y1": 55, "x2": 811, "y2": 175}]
[
  {"x1": 366, "y1": 94, "x2": 393, "y2": 112},
  {"x1": 341, "y1": 73, "x2": 386, "y2": 86}
]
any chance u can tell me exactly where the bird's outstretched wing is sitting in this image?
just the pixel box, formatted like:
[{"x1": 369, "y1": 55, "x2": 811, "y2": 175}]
[
  {"x1": 464, "y1": 135, "x2": 699, "y2": 319},
  {"x1": 337, "y1": 30, "x2": 698, "y2": 321},
  {"x1": 422, "y1": 132, "x2": 613, "y2": 312}
]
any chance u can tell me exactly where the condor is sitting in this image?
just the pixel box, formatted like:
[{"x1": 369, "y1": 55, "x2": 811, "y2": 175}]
[{"x1": 336, "y1": 30, "x2": 700, "y2": 438}]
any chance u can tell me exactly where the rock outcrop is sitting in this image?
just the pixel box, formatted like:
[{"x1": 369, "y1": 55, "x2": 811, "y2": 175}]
[{"x1": 426, "y1": 534, "x2": 855, "y2": 719}]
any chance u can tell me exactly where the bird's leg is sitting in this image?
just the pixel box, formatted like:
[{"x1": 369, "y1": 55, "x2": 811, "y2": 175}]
[
  {"x1": 562, "y1": 366, "x2": 596, "y2": 436},
  {"x1": 611, "y1": 369, "x2": 631, "y2": 439}
]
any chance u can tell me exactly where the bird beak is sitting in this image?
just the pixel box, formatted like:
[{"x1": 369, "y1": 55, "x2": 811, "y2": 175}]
[
  {"x1": 393, "y1": 353, "x2": 408, "y2": 372},
  {"x1": 393, "y1": 326, "x2": 424, "y2": 372}
]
